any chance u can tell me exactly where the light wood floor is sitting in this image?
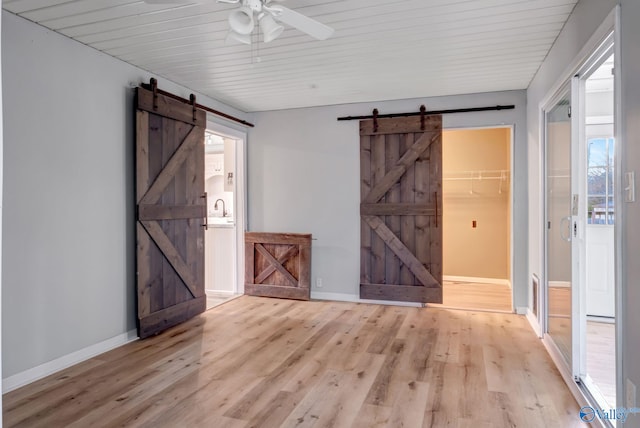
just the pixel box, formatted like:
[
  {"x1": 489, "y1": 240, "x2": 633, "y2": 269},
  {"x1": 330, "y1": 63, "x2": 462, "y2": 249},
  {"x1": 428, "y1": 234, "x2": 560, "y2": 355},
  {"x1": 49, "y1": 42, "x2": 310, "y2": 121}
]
[
  {"x1": 435, "y1": 280, "x2": 513, "y2": 312},
  {"x1": 3, "y1": 296, "x2": 586, "y2": 428},
  {"x1": 587, "y1": 320, "x2": 616, "y2": 407},
  {"x1": 206, "y1": 291, "x2": 241, "y2": 310},
  {"x1": 547, "y1": 286, "x2": 617, "y2": 407}
]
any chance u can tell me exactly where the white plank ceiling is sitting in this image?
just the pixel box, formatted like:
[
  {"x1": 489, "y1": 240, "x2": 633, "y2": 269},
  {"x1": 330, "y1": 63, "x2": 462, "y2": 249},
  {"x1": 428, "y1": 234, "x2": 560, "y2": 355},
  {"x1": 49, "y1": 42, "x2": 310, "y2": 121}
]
[{"x1": 3, "y1": 0, "x2": 578, "y2": 112}]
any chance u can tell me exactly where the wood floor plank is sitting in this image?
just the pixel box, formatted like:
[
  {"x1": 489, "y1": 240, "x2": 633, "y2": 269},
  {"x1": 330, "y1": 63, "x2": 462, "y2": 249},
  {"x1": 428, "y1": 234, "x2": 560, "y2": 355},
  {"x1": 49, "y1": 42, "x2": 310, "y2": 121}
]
[
  {"x1": 223, "y1": 308, "x2": 354, "y2": 421},
  {"x1": 3, "y1": 296, "x2": 587, "y2": 428},
  {"x1": 281, "y1": 308, "x2": 377, "y2": 394},
  {"x1": 351, "y1": 403, "x2": 393, "y2": 428},
  {"x1": 365, "y1": 339, "x2": 408, "y2": 406},
  {"x1": 483, "y1": 344, "x2": 510, "y2": 393},
  {"x1": 457, "y1": 343, "x2": 489, "y2": 421},
  {"x1": 586, "y1": 320, "x2": 616, "y2": 405},
  {"x1": 387, "y1": 380, "x2": 430, "y2": 427},
  {"x1": 456, "y1": 418, "x2": 495, "y2": 428},
  {"x1": 431, "y1": 310, "x2": 462, "y2": 363},
  {"x1": 281, "y1": 352, "x2": 384, "y2": 428},
  {"x1": 245, "y1": 390, "x2": 303, "y2": 428},
  {"x1": 136, "y1": 372, "x2": 264, "y2": 427},
  {"x1": 2, "y1": 357, "x2": 107, "y2": 409}
]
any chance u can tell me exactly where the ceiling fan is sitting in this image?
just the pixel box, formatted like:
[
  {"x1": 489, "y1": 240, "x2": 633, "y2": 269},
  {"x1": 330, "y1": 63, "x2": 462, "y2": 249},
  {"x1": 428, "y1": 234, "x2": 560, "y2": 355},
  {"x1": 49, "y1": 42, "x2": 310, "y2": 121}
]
[{"x1": 144, "y1": 0, "x2": 334, "y2": 45}]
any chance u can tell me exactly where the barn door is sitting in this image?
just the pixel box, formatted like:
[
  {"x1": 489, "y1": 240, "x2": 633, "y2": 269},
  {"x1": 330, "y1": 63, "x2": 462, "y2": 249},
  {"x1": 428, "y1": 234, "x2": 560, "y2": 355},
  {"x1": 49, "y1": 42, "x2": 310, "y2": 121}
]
[
  {"x1": 360, "y1": 115, "x2": 443, "y2": 303},
  {"x1": 136, "y1": 85, "x2": 207, "y2": 338}
]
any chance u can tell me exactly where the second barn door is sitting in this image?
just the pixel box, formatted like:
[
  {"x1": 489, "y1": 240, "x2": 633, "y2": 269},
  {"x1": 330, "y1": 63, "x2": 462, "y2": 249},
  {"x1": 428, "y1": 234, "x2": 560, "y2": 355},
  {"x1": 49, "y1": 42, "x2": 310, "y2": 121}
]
[{"x1": 360, "y1": 115, "x2": 443, "y2": 303}]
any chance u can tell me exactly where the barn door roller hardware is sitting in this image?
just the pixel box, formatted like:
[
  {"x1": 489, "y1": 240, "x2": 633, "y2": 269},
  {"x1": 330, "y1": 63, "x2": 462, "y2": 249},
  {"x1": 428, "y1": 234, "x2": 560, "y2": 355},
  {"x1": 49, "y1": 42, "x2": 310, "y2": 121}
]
[
  {"x1": 142, "y1": 78, "x2": 254, "y2": 128},
  {"x1": 337, "y1": 104, "x2": 515, "y2": 123},
  {"x1": 372, "y1": 105, "x2": 427, "y2": 132}
]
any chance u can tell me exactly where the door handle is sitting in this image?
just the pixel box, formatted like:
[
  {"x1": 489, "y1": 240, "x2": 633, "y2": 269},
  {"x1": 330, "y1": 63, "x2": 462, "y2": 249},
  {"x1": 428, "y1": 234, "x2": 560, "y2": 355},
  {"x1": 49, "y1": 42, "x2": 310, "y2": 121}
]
[
  {"x1": 434, "y1": 191, "x2": 438, "y2": 228},
  {"x1": 560, "y1": 216, "x2": 571, "y2": 242},
  {"x1": 202, "y1": 192, "x2": 209, "y2": 230}
]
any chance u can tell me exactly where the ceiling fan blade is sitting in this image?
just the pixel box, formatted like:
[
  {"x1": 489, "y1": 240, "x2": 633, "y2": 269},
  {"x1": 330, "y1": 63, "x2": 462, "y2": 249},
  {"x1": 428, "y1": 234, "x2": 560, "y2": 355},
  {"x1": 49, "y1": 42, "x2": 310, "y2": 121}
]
[{"x1": 270, "y1": 5, "x2": 334, "y2": 40}]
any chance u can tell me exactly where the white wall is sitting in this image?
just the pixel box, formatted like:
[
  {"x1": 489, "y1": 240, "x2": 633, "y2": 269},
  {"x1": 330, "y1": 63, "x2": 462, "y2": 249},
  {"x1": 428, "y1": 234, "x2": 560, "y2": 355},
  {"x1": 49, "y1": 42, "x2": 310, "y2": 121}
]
[
  {"x1": 1, "y1": 12, "x2": 251, "y2": 382},
  {"x1": 249, "y1": 90, "x2": 528, "y2": 307},
  {"x1": 526, "y1": 0, "x2": 616, "y2": 306},
  {"x1": 619, "y1": 0, "x2": 640, "y2": 409}
]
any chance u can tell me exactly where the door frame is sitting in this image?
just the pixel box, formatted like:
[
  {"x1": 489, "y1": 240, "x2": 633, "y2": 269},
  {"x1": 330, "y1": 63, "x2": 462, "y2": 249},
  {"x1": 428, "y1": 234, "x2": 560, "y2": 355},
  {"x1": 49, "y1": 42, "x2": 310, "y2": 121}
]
[
  {"x1": 537, "y1": 5, "x2": 622, "y2": 412},
  {"x1": 442, "y1": 125, "x2": 515, "y2": 312},
  {"x1": 206, "y1": 117, "x2": 248, "y2": 295}
]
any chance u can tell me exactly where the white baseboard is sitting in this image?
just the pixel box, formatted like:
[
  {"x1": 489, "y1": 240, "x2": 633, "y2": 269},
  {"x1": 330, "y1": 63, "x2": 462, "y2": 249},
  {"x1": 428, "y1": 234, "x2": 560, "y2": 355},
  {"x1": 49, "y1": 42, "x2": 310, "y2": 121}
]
[
  {"x1": 515, "y1": 306, "x2": 528, "y2": 315},
  {"x1": 310, "y1": 291, "x2": 423, "y2": 308},
  {"x1": 2, "y1": 329, "x2": 138, "y2": 393},
  {"x1": 206, "y1": 289, "x2": 236, "y2": 296},
  {"x1": 525, "y1": 308, "x2": 543, "y2": 338},
  {"x1": 443, "y1": 275, "x2": 511, "y2": 287},
  {"x1": 549, "y1": 280, "x2": 571, "y2": 288}
]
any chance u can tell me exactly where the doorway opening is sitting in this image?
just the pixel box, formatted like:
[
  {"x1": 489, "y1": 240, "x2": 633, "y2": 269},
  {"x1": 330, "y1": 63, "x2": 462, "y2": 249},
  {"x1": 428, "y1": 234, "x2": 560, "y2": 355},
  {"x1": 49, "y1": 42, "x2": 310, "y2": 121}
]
[
  {"x1": 582, "y1": 51, "x2": 616, "y2": 409},
  {"x1": 440, "y1": 127, "x2": 513, "y2": 312},
  {"x1": 541, "y1": 31, "x2": 617, "y2": 415},
  {"x1": 204, "y1": 122, "x2": 246, "y2": 310}
]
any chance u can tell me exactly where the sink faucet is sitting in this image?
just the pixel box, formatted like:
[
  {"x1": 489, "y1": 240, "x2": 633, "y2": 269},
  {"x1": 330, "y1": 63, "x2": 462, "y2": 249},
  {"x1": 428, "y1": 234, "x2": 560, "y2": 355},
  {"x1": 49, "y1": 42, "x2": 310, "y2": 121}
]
[{"x1": 214, "y1": 199, "x2": 227, "y2": 217}]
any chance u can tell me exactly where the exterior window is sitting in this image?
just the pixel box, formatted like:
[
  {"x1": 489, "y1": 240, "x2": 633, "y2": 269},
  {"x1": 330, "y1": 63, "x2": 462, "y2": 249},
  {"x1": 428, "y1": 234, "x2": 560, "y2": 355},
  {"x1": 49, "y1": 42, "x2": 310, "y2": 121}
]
[{"x1": 587, "y1": 137, "x2": 615, "y2": 224}]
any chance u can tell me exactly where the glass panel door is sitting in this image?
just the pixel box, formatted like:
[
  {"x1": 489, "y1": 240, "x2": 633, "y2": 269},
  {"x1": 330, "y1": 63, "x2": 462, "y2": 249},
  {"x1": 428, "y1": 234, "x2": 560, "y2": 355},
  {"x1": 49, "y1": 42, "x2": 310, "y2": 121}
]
[
  {"x1": 546, "y1": 88, "x2": 573, "y2": 364},
  {"x1": 582, "y1": 51, "x2": 617, "y2": 409}
]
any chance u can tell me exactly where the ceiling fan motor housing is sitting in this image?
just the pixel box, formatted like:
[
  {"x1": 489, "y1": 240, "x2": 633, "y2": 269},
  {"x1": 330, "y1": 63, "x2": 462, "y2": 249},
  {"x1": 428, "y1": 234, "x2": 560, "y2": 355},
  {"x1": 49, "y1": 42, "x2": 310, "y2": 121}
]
[{"x1": 246, "y1": 0, "x2": 264, "y2": 12}]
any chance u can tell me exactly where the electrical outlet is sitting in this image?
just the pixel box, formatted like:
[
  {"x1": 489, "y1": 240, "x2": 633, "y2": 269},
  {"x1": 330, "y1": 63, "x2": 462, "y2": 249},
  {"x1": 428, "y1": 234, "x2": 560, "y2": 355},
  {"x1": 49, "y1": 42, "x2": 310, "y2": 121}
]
[
  {"x1": 316, "y1": 277, "x2": 323, "y2": 288},
  {"x1": 626, "y1": 379, "x2": 637, "y2": 408}
]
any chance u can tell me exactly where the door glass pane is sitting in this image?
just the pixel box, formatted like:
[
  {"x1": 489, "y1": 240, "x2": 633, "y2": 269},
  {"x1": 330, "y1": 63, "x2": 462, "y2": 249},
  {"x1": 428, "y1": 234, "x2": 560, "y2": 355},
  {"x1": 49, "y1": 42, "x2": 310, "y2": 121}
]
[
  {"x1": 608, "y1": 137, "x2": 615, "y2": 165},
  {"x1": 588, "y1": 196, "x2": 605, "y2": 224},
  {"x1": 588, "y1": 167, "x2": 606, "y2": 195},
  {"x1": 588, "y1": 138, "x2": 607, "y2": 167},
  {"x1": 584, "y1": 52, "x2": 616, "y2": 408},
  {"x1": 546, "y1": 90, "x2": 572, "y2": 364},
  {"x1": 586, "y1": 137, "x2": 615, "y2": 225}
]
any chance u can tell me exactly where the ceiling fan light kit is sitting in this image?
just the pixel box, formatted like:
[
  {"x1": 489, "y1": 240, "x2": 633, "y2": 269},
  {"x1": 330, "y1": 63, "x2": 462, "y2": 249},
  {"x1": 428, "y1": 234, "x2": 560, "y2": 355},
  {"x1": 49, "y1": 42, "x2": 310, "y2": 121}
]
[
  {"x1": 260, "y1": 13, "x2": 285, "y2": 43},
  {"x1": 144, "y1": 0, "x2": 334, "y2": 45},
  {"x1": 219, "y1": 0, "x2": 334, "y2": 44},
  {"x1": 228, "y1": 6, "x2": 255, "y2": 35}
]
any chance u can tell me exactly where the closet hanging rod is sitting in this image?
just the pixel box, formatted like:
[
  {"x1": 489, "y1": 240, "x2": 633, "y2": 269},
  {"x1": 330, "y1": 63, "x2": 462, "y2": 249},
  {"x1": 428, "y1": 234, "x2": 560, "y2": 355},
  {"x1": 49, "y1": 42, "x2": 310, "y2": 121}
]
[
  {"x1": 337, "y1": 105, "x2": 515, "y2": 121},
  {"x1": 444, "y1": 176, "x2": 506, "y2": 181},
  {"x1": 444, "y1": 170, "x2": 509, "y2": 180}
]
